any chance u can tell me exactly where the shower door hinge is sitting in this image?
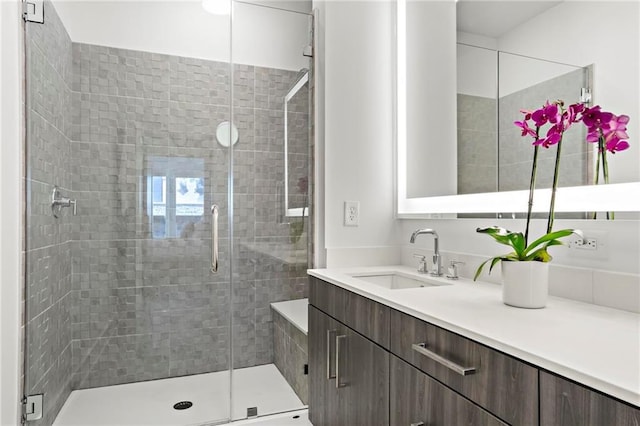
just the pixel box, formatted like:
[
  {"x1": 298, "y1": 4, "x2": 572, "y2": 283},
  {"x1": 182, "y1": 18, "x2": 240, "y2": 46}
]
[
  {"x1": 23, "y1": 394, "x2": 44, "y2": 422},
  {"x1": 303, "y1": 45, "x2": 313, "y2": 58},
  {"x1": 23, "y1": 0, "x2": 44, "y2": 24},
  {"x1": 580, "y1": 87, "x2": 592, "y2": 105}
]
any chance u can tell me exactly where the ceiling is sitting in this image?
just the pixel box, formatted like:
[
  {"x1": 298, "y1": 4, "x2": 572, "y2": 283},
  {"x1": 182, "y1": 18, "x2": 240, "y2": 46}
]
[{"x1": 456, "y1": 0, "x2": 563, "y2": 38}]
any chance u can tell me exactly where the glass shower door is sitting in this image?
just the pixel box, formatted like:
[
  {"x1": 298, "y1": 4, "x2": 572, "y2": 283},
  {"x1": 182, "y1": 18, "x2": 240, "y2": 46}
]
[
  {"x1": 229, "y1": 1, "x2": 313, "y2": 420},
  {"x1": 23, "y1": 1, "x2": 234, "y2": 425}
]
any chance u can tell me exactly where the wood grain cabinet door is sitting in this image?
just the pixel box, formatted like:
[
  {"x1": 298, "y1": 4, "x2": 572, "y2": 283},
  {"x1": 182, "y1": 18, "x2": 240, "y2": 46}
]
[
  {"x1": 540, "y1": 371, "x2": 640, "y2": 426},
  {"x1": 309, "y1": 305, "x2": 341, "y2": 426},
  {"x1": 309, "y1": 305, "x2": 390, "y2": 426},
  {"x1": 338, "y1": 320, "x2": 390, "y2": 426},
  {"x1": 390, "y1": 355, "x2": 508, "y2": 426}
]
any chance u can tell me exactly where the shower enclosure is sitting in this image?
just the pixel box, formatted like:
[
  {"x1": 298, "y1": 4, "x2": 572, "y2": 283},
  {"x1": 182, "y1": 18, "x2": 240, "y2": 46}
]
[{"x1": 22, "y1": 0, "x2": 313, "y2": 424}]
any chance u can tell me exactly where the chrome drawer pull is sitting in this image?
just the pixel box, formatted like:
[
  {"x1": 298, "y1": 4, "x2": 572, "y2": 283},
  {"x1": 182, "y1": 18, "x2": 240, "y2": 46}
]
[
  {"x1": 412, "y1": 342, "x2": 476, "y2": 376},
  {"x1": 326, "y1": 329, "x2": 337, "y2": 380},
  {"x1": 410, "y1": 423, "x2": 425, "y2": 426},
  {"x1": 336, "y1": 335, "x2": 347, "y2": 388}
]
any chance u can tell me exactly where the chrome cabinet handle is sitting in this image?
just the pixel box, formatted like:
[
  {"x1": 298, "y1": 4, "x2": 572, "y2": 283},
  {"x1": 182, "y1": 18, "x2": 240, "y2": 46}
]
[
  {"x1": 211, "y1": 205, "x2": 219, "y2": 273},
  {"x1": 410, "y1": 422, "x2": 425, "y2": 426},
  {"x1": 326, "y1": 329, "x2": 337, "y2": 379},
  {"x1": 336, "y1": 335, "x2": 347, "y2": 388},
  {"x1": 412, "y1": 342, "x2": 476, "y2": 376}
]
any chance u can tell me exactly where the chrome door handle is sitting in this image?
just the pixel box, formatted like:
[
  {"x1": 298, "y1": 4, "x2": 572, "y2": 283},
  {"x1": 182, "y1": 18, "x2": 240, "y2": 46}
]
[
  {"x1": 335, "y1": 335, "x2": 347, "y2": 388},
  {"x1": 412, "y1": 343, "x2": 476, "y2": 376},
  {"x1": 211, "y1": 204, "x2": 219, "y2": 273},
  {"x1": 326, "y1": 329, "x2": 337, "y2": 379}
]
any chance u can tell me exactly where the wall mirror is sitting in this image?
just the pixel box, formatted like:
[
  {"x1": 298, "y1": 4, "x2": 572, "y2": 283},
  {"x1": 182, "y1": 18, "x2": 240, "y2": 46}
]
[
  {"x1": 284, "y1": 69, "x2": 310, "y2": 217},
  {"x1": 396, "y1": 0, "x2": 640, "y2": 217}
]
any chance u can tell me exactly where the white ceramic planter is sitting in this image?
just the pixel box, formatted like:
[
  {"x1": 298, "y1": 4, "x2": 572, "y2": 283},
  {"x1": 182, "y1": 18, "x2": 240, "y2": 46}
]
[{"x1": 501, "y1": 261, "x2": 549, "y2": 309}]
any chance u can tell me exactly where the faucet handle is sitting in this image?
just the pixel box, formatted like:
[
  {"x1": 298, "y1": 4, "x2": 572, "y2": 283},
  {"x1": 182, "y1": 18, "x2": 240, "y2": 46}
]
[
  {"x1": 413, "y1": 254, "x2": 428, "y2": 274},
  {"x1": 446, "y1": 260, "x2": 465, "y2": 280}
]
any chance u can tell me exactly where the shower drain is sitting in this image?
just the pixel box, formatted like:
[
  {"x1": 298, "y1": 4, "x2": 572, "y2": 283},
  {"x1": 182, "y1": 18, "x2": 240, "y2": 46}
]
[{"x1": 173, "y1": 401, "x2": 193, "y2": 410}]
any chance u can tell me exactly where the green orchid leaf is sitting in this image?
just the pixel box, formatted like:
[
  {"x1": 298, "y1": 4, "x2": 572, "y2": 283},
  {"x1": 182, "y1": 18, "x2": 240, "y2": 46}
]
[
  {"x1": 473, "y1": 255, "x2": 507, "y2": 281},
  {"x1": 508, "y1": 232, "x2": 526, "y2": 257},
  {"x1": 504, "y1": 252, "x2": 520, "y2": 261},
  {"x1": 525, "y1": 248, "x2": 553, "y2": 262},
  {"x1": 477, "y1": 227, "x2": 523, "y2": 251},
  {"x1": 488, "y1": 256, "x2": 504, "y2": 273},
  {"x1": 523, "y1": 229, "x2": 578, "y2": 256},
  {"x1": 473, "y1": 257, "x2": 494, "y2": 281}
]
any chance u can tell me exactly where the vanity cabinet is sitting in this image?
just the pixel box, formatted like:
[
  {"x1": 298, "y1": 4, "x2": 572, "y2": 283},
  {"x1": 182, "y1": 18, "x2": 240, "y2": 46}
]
[
  {"x1": 540, "y1": 371, "x2": 640, "y2": 426},
  {"x1": 309, "y1": 276, "x2": 640, "y2": 425},
  {"x1": 308, "y1": 305, "x2": 389, "y2": 426}
]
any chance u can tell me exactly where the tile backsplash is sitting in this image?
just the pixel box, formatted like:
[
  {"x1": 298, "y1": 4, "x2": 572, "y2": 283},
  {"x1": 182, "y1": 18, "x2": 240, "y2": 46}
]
[{"x1": 402, "y1": 246, "x2": 640, "y2": 314}]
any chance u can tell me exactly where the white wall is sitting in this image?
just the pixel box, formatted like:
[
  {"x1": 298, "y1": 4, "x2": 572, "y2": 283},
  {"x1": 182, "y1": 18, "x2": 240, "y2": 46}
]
[
  {"x1": 498, "y1": 52, "x2": 582, "y2": 97},
  {"x1": 315, "y1": 0, "x2": 400, "y2": 267},
  {"x1": 0, "y1": 1, "x2": 23, "y2": 424},
  {"x1": 457, "y1": 43, "x2": 496, "y2": 99},
  {"x1": 497, "y1": 1, "x2": 639, "y2": 184},
  {"x1": 53, "y1": 0, "x2": 310, "y2": 70},
  {"x1": 406, "y1": 0, "x2": 457, "y2": 198}
]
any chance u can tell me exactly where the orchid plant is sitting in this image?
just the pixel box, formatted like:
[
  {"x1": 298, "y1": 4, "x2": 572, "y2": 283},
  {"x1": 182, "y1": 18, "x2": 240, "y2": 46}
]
[
  {"x1": 474, "y1": 100, "x2": 630, "y2": 280},
  {"x1": 582, "y1": 106, "x2": 630, "y2": 218}
]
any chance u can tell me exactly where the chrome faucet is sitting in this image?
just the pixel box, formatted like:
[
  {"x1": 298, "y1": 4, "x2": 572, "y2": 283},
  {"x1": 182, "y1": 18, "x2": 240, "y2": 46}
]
[{"x1": 409, "y1": 229, "x2": 442, "y2": 276}]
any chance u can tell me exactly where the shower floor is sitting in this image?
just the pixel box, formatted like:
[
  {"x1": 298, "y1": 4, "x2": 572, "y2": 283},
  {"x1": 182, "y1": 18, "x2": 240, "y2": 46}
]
[{"x1": 53, "y1": 364, "x2": 306, "y2": 426}]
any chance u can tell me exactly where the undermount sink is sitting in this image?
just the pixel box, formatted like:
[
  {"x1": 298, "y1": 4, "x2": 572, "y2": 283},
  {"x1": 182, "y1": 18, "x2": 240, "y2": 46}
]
[{"x1": 349, "y1": 271, "x2": 450, "y2": 290}]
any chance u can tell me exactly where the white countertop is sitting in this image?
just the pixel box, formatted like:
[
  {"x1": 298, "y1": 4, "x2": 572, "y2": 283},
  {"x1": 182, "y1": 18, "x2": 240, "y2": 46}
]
[{"x1": 308, "y1": 266, "x2": 640, "y2": 407}]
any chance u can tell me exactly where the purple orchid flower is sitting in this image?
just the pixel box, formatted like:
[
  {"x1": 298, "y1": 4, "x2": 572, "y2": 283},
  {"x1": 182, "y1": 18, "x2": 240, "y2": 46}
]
[
  {"x1": 531, "y1": 102, "x2": 560, "y2": 127},
  {"x1": 604, "y1": 114, "x2": 630, "y2": 140},
  {"x1": 605, "y1": 136, "x2": 630, "y2": 153},
  {"x1": 582, "y1": 105, "x2": 614, "y2": 133},
  {"x1": 567, "y1": 103, "x2": 585, "y2": 124},
  {"x1": 514, "y1": 120, "x2": 536, "y2": 138}
]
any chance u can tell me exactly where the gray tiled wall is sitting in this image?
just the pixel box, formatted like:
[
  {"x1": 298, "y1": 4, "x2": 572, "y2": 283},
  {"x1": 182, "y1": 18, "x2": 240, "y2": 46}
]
[
  {"x1": 24, "y1": 1, "x2": 74, "y2": 425},
  {"x1": 69, "y1": 44, "x2": 310, "y2": 386},
  {"x1": 457, "y1": 94, "x2": 498, "y2": 194},
  {"x1": 272, "y1": 309, "x2": 308, "y2": 404},
  {"x1": 498, "y1": 68, "x2": 589, "y2": 191}
]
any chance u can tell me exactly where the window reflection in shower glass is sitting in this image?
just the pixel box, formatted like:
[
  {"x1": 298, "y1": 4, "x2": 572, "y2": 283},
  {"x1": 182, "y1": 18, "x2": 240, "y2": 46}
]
[{"x1": 147, "y1": 157, "x2": 205, "y2": 239}]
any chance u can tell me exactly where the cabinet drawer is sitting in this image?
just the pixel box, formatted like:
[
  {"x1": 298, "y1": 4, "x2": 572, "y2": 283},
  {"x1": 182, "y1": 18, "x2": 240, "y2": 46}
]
[
  {"x1": 391, "y1": 355, "x2": 507, "y2": 426},
  {"x1": 390, "y1": 309, "x2": 538, "y2": 426},
  {"x1": 309, "y1": 276, "x2": 390, "y2": 348},
  {"x1": 540, "y1": 371, "x2": 640, "y2": 425}
]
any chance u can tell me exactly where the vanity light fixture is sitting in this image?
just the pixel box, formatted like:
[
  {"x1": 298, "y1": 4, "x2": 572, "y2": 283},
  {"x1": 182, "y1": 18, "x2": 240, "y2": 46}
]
[{"x1": 202, "y1": 0, "x2": 230, "y2": 15}]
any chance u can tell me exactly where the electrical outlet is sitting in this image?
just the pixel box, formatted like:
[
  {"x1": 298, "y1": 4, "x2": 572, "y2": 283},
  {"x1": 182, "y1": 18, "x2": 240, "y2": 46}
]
[
  {"x1": 344, "y1": 201, "x2": 359, "y2": 226},
  {"x1": 571, "y1": 237, "x2": 598, "y2": 250}
]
